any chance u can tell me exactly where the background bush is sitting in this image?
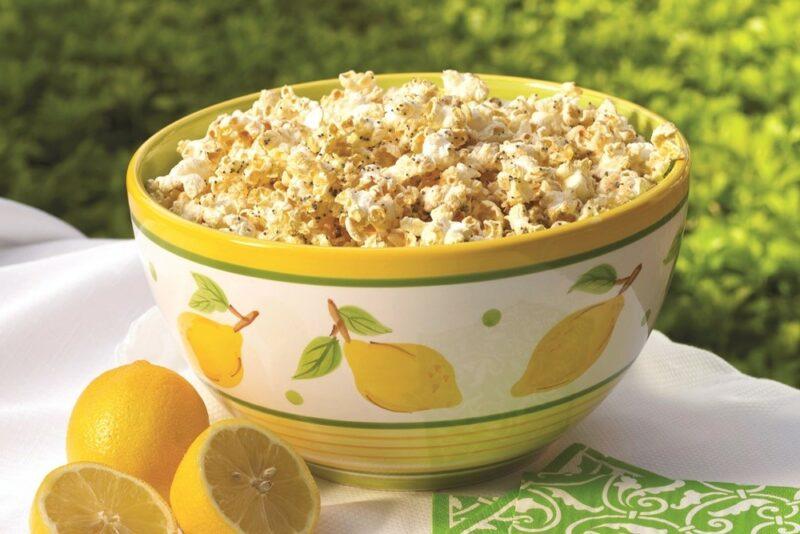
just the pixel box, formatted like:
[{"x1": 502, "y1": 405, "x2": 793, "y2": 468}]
[{"x1": 2, "y1": 0, "x2": 798, "y2": 383}]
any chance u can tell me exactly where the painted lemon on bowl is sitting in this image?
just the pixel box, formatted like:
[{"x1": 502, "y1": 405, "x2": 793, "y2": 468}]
[
  {"x1": 177, "y1": 273, "x2": 258, "y2": 388},
  {"x1": 292, "y1": 299, "x2": 461, "y2": 413},
  {"x1": 512, "y1": 264, "x2": 641, "y2": 396},
  {"x1": 345, "y1": 341, "x2": 461, "y2": 413},
  {"x1": 179, "y1": 314, "x2": 245, "y2": 387}
]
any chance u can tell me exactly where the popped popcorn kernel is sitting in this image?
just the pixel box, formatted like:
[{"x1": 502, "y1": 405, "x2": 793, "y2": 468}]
[{"x1": 147, "y1": 71, "x2": 685, "y2": 247}]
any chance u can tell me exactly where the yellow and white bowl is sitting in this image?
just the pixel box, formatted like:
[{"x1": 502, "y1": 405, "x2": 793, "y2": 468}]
[{"x1": 127, "y1": 73, "x2": 690, "y2": 490}]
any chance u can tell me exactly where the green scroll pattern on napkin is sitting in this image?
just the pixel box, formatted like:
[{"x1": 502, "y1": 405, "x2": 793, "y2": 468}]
[
  {"x1": 432, "y1": 492, "x2": 519, "y2": 534},
  {"x1": 433, "y1": 443, "x2": 800, "y2": 533}
]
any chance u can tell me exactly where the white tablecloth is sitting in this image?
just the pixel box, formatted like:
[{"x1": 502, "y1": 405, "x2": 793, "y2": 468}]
[{"x1": 2, "y1": 198, "x2": 799, "y2": 532}]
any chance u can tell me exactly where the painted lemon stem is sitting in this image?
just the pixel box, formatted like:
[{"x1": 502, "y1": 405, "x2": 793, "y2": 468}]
[
  {"x1": 614, "y1": 263, "x2": 642, "y2": 295},
  {"x1": 511, "y1": 263, "x2": 641, "y2": 397},
  {"x1": 228, "y1": 304, "x2": 260, "y2": 333},
  {"x1": 321, "y1": 299, "x2": 462, "y2": 413},
  {"x1": 327, "y1": 299, "x2": 351, "y2": 343}
]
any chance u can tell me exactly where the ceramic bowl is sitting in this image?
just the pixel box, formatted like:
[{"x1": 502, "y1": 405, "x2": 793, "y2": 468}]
[{"x1": 127, "y1": 73, "x2": 690, "y2": 490}]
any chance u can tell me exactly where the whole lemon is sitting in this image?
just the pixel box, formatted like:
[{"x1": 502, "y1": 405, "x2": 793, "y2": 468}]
[{"x1": 66, "y1": 360, "x2": 209, "y2": 498}]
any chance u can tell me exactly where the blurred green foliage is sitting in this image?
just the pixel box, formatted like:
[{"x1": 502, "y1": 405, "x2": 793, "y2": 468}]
[{"x1": 1, "y1": 0, "x2": 798, "y2": 383}]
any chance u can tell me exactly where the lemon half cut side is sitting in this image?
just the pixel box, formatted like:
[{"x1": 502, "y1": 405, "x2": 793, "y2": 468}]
[
  {"x1": 170, "y1": 419, "x2": 320, "y2": 534},
  {"x1": 30, "y1": 462, "x2": 178, "y2": 534}
]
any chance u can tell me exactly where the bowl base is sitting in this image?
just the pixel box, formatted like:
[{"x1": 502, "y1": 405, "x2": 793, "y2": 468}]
[{"x1": 307, "y1": 450, "x2": 541, "y2": 491}]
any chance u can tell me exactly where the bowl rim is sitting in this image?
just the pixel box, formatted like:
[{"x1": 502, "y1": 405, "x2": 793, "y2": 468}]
[{"x1": 127, "y1": 72, "x2": 690, "y2": 283}]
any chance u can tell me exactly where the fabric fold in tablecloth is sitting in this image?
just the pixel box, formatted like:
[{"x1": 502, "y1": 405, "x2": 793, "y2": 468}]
[{"x1": 1, "y1": 198, "x2": 799, "y2": 532}]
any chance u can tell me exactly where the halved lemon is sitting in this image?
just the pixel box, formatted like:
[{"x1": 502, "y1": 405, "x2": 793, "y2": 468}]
[
  {"x1": 30, "y1": 462, "x2": 178, "y2": 533},
  {"x1": 170, "y1": 419, "x2": 320, "y2": 533}
]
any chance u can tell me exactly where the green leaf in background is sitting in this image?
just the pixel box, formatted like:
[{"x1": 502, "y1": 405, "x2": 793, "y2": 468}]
[
  {"x1": 569, "y1": 264, "x2": 618, "y2": 294},
  {"x1": 338, "y1": 306, "x2": 392, "y2": 336},
  {"x1": 148, "y1": 261, "x2": 157, "y2": 282},
  {"x1": 642, "y1": 309, "x2": 652, "y2": 326},
  {"x1": 189, "y1": 272, "x2": 229, "y2": 313},
  {"x1": 663, "y1": 229, "x2": 683, "y2": 265},
  {"x1": 293, "y1": 336, "x2": 342, "y2": 379}
]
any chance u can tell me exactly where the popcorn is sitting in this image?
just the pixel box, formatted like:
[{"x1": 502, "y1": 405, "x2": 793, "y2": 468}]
[
  {"x1": 442, "y1": 70, "x2": 489, "y2": 102},
  {"x1": 147, "y1": 71, "x2": 685, "y2": 247},
  {"x1": 562, "y1": 170, "x2": 595, "y2": 202},
  {"x1": 421, "y1": 130, "x2": 454, "y2": 168}
]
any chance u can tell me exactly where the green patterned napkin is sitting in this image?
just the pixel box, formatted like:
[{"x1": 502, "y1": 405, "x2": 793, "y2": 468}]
[
  {"x1": 513, "y1": 444, "x2": 800, "y2": 533},
  {"x1": 433, "y1": 444, "x2": 800, "y2": 533},
  {"x1": 432, "y1": 491, "x2": 519, "y2": 533}
]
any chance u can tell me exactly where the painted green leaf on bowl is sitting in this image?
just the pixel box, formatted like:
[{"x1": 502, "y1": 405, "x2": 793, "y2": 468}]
[
  {"x1": 294, "y1": 336, "x2": 342, "y2": 379},
  {"x1": 663, "y1": 229, "x2": 683, "y2": 265},
  {"x1": 189, "y1": 272, "x2": 229, "y2": 313},
  {"x1": 569, "y1": 264, "x2": 618, "y2": 294},
  {"x1": 338, "y1": 305, "x2": 392, "y2": 336}
]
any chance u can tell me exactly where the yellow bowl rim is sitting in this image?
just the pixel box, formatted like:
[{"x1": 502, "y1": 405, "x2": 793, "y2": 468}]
[{"x1": 127, "y1": 72, "x2": 690, "y2": 282}]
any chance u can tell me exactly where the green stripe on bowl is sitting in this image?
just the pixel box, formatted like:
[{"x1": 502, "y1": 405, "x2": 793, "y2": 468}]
[
  {"x1": 132, "y1": 195, "x2": 686, "y2": 288},
  {"x1": 205, "y1": 362, "x2": 630, "y2": 429}
]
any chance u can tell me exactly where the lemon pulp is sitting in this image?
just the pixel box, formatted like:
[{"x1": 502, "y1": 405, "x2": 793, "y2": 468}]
[
  {"x1": 32, "y1": 463, "x2": 176, "y2": 533},
  {"x1": 171, "y1": 420, "x2": 319, "y2": 533}
]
